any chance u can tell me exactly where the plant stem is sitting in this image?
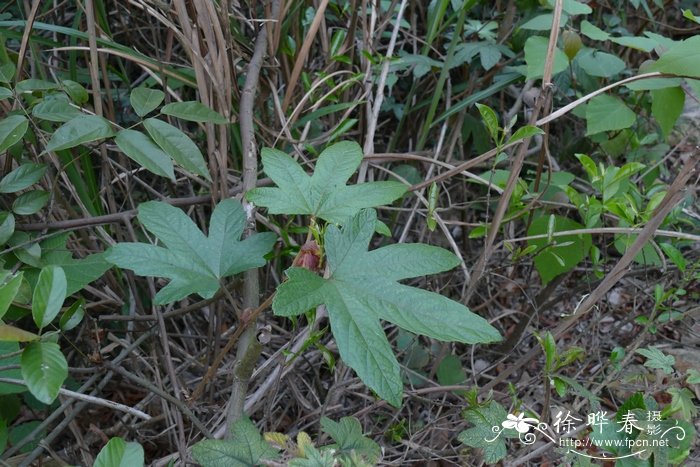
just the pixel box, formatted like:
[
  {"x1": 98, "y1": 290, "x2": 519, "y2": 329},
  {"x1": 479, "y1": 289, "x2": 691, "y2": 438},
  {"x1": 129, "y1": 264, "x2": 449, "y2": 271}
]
[{"x1": 226, "y1": 0, "x2": 280, "y2": 432}]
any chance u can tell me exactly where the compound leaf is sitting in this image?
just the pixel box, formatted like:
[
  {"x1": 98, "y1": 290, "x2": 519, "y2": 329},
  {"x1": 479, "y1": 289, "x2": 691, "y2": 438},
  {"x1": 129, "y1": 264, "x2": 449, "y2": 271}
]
[
  {"x1": 273, "y1": 209, "x2": 501, "y2": 406},
  {"x1": 106, "y1": 199, "x2": 275, "y2": 304},
  {"x1": 247, "y1": 142, "x2": 406, "y2": 224}
]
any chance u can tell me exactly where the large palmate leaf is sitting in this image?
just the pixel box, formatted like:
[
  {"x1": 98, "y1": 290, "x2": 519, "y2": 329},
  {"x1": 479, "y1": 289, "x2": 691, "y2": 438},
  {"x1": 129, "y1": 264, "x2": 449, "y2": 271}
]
[
  {"x1": 106, "y1": 199, "x2": 276, "y2": 304},
  {"x1": 246, "y1": 142, "x2": 406, "y2": 224},
  {"x1": 273, "y1": 209, "x2": 501, "y2": 406}
]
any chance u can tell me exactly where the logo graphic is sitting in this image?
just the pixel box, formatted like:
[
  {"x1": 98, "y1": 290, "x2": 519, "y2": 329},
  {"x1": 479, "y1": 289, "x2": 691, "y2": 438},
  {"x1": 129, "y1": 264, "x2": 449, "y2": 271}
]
[{"x1": 485, "y1": 409, "x2": 688, "y2": 461}]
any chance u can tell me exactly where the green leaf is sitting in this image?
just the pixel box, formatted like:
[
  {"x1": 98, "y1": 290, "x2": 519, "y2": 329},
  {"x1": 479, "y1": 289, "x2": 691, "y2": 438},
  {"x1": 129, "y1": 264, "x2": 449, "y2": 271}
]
[
  {"x1": 12, "y1": 190, "x2": 49, "y2": 216},
  {"x1": 523, "y1": 36, "x2": 568, "y2": 80},
  {"x1": 247, "y1": 142, "x2": 406, "y2": 224},
  {"x1": 577, "y1": 49, "x2": 625, "y2": 77},
  {"x1": 45, "y1": 115, "x2": 114, "y2": 152},
  {"x1": 59, "y1": 299, "x2": 85, "y2": 331},
  {"x1": 585, "y1": 95, "x2": 636, "y2": 136},
  {"x1": 32, "y1": 265, "x2": 67, "y2": 330},
  {"x1": 549, "y1": 0, "x2": 591, "y2": 15},
  {"x1": 650, "y1": 35, "x2": 700, "y2": 78},
  {"x1": 0, "y1": 63, "x2": 15, "y2": 83},
  {"x1": 0, "y1": 211, "x2": 15, "y2": 244},
  {"x1": 0, "y1": 87, "x2": 12, "y2": 101},
  {"x1": 683, "y1": 9, "x2": 700, "y2": 24},
  {"x1": 427, "y1": 182, "x2": 438, "y2": 231},
  {"x1": 527, "y1": 215, "x2": 592, "y2": 284},
  {"x1": 667, "y1": 388, "x2": 697, "y2": 420},
  {"x1": 0, "y1": 271, "x2": 22, "y2": 319},
  {"x1": 0, "y1": 324, "x2": 39, "y2": 342},
  {"x1": 458, "y1": 401, "x2": 515, "y2": 464},
  {"x1": 580, "y1": 20, "x2": 609, "y2": 40},
  {"x1": 0, "y1": 418, "x2": 6, "y2": 454},
  {"x1": 38, "y1": 235, "x2": 111, "y2": 295},
  {"x1": 15, "y1": 79, "x2": 57, "y2": 94},
  {"x1": 320, "y1": 417, "x2": 381, "y2": 464},
  {"x1": 273, "y1": 209, "x2": 501, "y2": 405},
  {"x1": 436, "y1": 354, "x2": 467, "y2": 385},
  {"x1": 521, "y1": 14, "x2": 567, "y2": 31},
  {"x1": 288, "y1": 444, "x2": 336, "y2": 467},
  {"x1": 0, "y1": 115, "x2": 29, "y2": 153},
  {"x1": 32, "y1": 97, "x2": 82, "y2": 122},
  {"x1": 686, "y1": 369, "x2": 700, "y2": 384},
  {"x1": 191, "y1": 416, "x2": 279, "y2": 467},
  {"x1": 60, "y1": 80, "x2": 88, "y2": 105},
  {"x1": 609, "y1": 35, "x2": 657, "y2": 52},
  {"x1": 106, "y1": 199, "x2": 275, "y2": 304},
  {"x1": 659, "y1": 243, "x2": 686, "y2": 273},
  {"x1": 293, "y1": 102, "x2": 358, "y2": 129},
  {"x1": 161, "y1": 101, "x2": 227, "y2": 124},
  {"x1": 0, "y1": 342, "x2": 24, "y2": 395},
  {"x1": 475, "y1": 103, "x2": 499, "y2": 143},
  {"x1": 114, "y1": 130, "x2": 176, "y2": 180},
  {"x1": 636, "y1": 347, "x2": 675, "y2": 374},
  {"x1": 20, "y1": 341, "x2": 68, "y2": 404},
  {"x1": 0, "y1": 163, "x2": 47, "y2": 194},
  {"x1": 94, "y1": 437, "x2": 145, "y2": 467},
  {"x1": 614, "y1": 233, "x2": 662, "y2": 266},
  {"x1": 8, "y1": 421, "x2": 44, "y2": 453},
  {"x1": 651, "y1": 86, "x2": 685, "y2": 138},
  {"x1": 507, "y1": 125, "x2": 544, "y2": 144},
  {"x1": 130, "y1": 87, "x2": 164, "y2": 117},
  {"x1": 142, "y1": 118, "x2": 211, "y2": 181}
]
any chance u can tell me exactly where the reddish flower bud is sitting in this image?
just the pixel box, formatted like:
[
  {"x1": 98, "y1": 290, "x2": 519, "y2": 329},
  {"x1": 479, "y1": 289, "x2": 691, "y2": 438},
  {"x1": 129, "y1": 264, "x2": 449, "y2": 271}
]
[{"x1": 292, "y1": 240, "x2": 322, "y2": 272}]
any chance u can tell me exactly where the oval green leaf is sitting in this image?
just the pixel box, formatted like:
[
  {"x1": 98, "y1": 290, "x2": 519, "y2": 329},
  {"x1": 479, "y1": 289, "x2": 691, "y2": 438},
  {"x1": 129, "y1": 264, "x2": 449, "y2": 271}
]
[
  {"x1": 0, "y1": 272, "x2": 23, "y2": 320},
  {"x1": 32, "y1": 98, "x2": 82, "y2": 122},
  {"x1": 585, "y1": 95, "x2": 636, "y2": 136},
  {"x1": 59, "y1": 299, "x2": 85, "y2": 332},
  {"x1": 0, "y1": 87, "x2": 12, "y2": 101},
  {"x1": 0, "y1": 163, "x2": 47, "y2": 194},
  {"x1": 0, "y1": 63, "x2": 15, "y2": 83},
  {"x1": 32, "y1": 265, "x2": 67, "y2": 330},
  {"x1": 115, "y1": 129, "x2": 175, "y2": 180},
  {"x1": 61, "y1": 80, "x2": 88, "y2": 105},
  {"x1": 94, "y1": 437, "x2": 145, "y2": 467},
  {"x1": 130, "y1": 87, "x2": 164, "y2": 117},
  {"x1": 0, "y1": 115, "x2": 29, "y2": 153},
  {"x1": 20, "y1": 341, "x2": 68, "y2": 404},
  {"x1": 0, "y1": 211, "x2": 15, "y2": 244},
  {"x1": 12, "y1": 190, "x2": 49, "y2": 216},
  {"x1": 161, "y1": 101, "x2": 227, "y2": 124},
  {"x1": 143, "y1": 118, "x2": 211, "y2": 181},
  {"x1": 15, "y1": 79, "x2": 58, "y2": 94},
  {"x1": 45, "y1": 115, "x2": 114, "y2": 152}
]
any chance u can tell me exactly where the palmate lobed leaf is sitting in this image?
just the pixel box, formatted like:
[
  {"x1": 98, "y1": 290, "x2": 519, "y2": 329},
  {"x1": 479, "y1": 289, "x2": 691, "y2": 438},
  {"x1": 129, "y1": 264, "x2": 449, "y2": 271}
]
[
  {"x1": 191, "y1": 416, "x2": 278, "y2": 467},
  {"x1": 273, "y1": 209, "x2": 502, "y2": 406},
  {"x1": 106, "y1": 199, "x2": 276, "y2": 304},
  {"x1": 246, "y1": 141, "x2": 406, "y2": 224}
]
